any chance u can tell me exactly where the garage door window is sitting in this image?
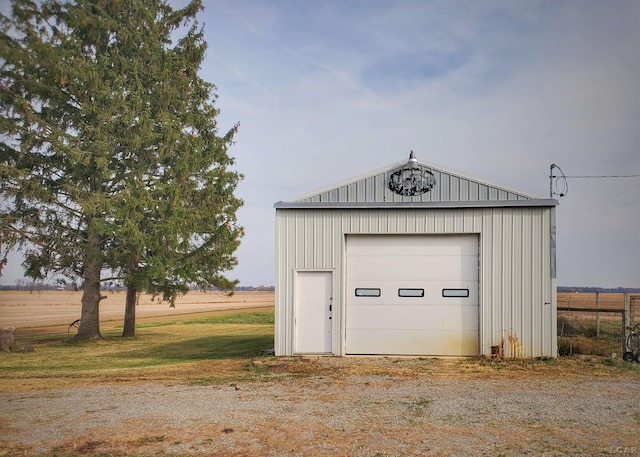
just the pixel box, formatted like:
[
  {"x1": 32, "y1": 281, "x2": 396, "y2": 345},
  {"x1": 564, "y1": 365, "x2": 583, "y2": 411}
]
[
  {"x1": 355, "y1": 288, "x2": 381, "y2": 297},
  {"x1": 442, "y1": 289, "x2": 470, "y2": 298},
  {"x1": 398, "y1": 288, "x2": 425, "y2": 297}
]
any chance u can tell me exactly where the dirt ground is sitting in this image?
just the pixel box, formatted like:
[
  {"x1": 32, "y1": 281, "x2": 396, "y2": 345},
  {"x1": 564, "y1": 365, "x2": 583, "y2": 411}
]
[{"x1": 1, "y1": 357, "x2": 640, "y2": 457}]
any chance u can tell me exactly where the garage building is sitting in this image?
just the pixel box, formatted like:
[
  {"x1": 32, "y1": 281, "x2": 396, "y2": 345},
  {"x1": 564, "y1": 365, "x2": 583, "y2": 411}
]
[{"x1": 274, "y1": 153, "x2": 558, "y2": 358}]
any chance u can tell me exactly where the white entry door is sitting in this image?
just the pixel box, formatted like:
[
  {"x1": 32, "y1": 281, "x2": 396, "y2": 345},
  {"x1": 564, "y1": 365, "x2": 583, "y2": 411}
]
[{"x1": 295, "y1": 271, "x2": 333, "y2": 354}]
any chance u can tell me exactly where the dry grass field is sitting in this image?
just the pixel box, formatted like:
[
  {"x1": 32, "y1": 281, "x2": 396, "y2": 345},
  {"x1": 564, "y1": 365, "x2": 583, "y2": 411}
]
[
  {"x1": 0, "y1": 290, "x2": 274, "y2": 335},
  {"x1": 1, "y1": 291, "x2": 631, "y2": 330},
  {"x1": 557, "y1": 292, "x2": 634, "y2": 310},
  {"x1": 556, "y1": 292, "x2": 639, "y2": 356}
]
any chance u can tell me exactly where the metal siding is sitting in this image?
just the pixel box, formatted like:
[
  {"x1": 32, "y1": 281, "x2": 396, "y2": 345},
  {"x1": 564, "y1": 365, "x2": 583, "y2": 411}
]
[
  {"x1": 492, "y1": 209, "x2": 504, "y2": 352},
  {"x1": 347, "y1": 183, "x2": 356, "y2": 202},
  {"x1": 469, "y1": 181, "x2": 478, "y2": 201},
  {"x1": 479, "y1": 184, "x2": 488, "y2": 200},
  {"x1": 550, "y1": 278, "x2": 558, "y2": 357},
  {"x1": 297, "y1": 166, "x2": 534, "y2": 204},
  {"x1": 522, "y1": 209, "x2": 535, "y2": 355},
  {"x1": 441, "y1": 174, "x2": 450, "y2": 201},
  {"x1": 274, "y1": 211, "x2": 289, "y2": 355},
  {"x1": 542, "y1": 209, "x2": 555, "y2": 355},
  {"x1": 502, "y1": 210, "x2": 513, "y2": 350},
  {"x1": 355, "y1": 180, "x2": 365, "y2": 202},
  {"x1": 460, "y1": 178, "x2": 469, "y2": 201},
  {"x1": 511, "y1": 210, "x2": 524, "y2": 352},
  {"x1": 431, "y1": 171, "x2": 442, "y2": 201},
  {"x1": 275, "y1": 206, "x2": 555, "y2": 357},
  {"x1": 274, "y1": 215, "x2": 283, "y2": 355},
  {"x1": 449, "y1": 175, "x2": 459, "y2": 201},
  {"x1": 481, "y1": 207, "x2": 553, "y2": 357}
]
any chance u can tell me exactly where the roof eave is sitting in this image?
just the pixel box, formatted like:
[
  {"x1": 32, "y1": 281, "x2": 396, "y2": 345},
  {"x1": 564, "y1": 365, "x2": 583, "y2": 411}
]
[{"x1": 274, "y1": 199, "x2": 559, "y2": 209}]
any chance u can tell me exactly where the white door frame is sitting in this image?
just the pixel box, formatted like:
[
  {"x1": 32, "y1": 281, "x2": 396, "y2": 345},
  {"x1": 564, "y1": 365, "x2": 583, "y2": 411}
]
[{"x1": 294, "y1": 270, "x2": 333, "y2": 354}]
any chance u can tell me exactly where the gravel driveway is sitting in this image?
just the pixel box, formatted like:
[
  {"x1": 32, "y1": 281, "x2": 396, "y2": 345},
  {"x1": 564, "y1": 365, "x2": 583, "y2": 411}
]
[{"x1": 2, "y1": 358, "x2": 639, "y2": 457}]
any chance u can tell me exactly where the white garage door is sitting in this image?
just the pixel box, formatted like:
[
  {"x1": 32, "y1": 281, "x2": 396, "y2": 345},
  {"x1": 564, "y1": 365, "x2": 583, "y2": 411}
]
[{"x1": 346, "y1": 234, "x2": 479, "y2": 356}]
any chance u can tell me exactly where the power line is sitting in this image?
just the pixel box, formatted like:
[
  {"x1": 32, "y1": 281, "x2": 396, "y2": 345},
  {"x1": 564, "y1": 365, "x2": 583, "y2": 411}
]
[
  {"x1": 564, "y1": 174, "x2": 640, "y2": 179},
  {"x1": 549, "y1": 164, "x2": 640, "y2": 198},
  {"x1": 557, "y1": 179, "x2": 640, "y2": 228}
]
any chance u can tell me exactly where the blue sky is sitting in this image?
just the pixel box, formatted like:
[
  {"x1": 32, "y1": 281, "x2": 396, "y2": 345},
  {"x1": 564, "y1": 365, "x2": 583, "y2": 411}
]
[{"x1": 1, "y1": 0, "x2": 639, "y2": 288}]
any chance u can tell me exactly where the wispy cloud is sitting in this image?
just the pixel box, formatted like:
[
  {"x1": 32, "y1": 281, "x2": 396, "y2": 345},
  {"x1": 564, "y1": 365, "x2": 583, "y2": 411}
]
[{"x1": 2, "y1": 0, "x2": 639, "y2": 287}]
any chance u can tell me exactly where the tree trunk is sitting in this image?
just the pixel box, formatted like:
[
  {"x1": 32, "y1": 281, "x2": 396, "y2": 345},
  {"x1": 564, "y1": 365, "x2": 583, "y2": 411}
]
[
  {"x1": 76, "y1": 218, "x2": 103, "y2": 340},
  {"x1": 122, "y1": 285, "x2": 137, "y2": 337}
]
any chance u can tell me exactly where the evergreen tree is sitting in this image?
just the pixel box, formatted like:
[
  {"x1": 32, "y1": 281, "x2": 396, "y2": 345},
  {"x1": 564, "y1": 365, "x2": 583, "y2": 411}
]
[{"x1": 0, "y1": 0, "x2": 243, "y2": 339}]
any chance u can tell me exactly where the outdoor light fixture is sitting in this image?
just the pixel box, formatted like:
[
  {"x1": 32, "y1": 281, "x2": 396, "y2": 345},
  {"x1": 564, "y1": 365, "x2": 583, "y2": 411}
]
[
  {"x1": 387, "y1": 151, "x2": 436, "y2": 196},
  {"x1": 407, "y1": 150, "x2": 419, "y2": 169}
]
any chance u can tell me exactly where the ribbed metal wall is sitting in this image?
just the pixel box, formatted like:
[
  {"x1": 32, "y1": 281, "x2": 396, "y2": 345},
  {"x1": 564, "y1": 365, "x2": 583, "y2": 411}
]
[
  {"x1": 297, "y1": 167, "x2": 531, "y2": 204},
  {"x1": 275, "y1": 207, "x2": 557, "y2": 358}
]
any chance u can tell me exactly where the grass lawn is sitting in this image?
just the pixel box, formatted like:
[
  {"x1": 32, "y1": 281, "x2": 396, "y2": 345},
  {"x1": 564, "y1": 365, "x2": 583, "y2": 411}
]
[
  {"x1": 0, "y1": 312, "x2": 275, "y2": 391},
  {"x1": 2, "y1": 309, "x2": 640, "y2": 393}
]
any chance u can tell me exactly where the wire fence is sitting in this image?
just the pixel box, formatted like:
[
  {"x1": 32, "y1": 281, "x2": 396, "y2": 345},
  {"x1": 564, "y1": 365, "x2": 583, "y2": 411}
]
[
  {"x1": 557, "y1": 309, "x2": 625, "y2": 356},
  {"x1": 557, "y1": 293, "x2": 638, "y2": 358}
]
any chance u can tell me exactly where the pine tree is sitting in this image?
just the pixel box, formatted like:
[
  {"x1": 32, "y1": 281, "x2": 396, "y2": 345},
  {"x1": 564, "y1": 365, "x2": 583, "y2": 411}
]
[{"x1": 0, "y1": 0, "x2": 243, "y2": 339}]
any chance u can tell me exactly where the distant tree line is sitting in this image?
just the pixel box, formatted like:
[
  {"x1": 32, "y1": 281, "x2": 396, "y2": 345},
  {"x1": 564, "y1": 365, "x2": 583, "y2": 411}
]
[
  {"x1": 558, "y1": 286, "x2": 640, "y2": 294},
  {"x1": 235, "y1": 285, "x2": 275, "y2": 292},
  {"x1": 1, "y1": 281, "x2": 274, "y2": 292}
]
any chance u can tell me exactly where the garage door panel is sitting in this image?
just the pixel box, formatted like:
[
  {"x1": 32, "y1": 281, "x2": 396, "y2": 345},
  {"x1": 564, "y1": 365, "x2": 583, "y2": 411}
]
[
  {"x1": 347, "y1": 256, "x2": 478, "y2": 281},
  {"x1": 346, "y1": 329, "x2": 479, "y2": 356},
  {"x1": 348, "y1": 235, "x2": 478, "y2": 256},
  {"x1": 346, "y1": 234, "x2": 479, "y2": 356},
  {"x1": 347, "y1": 304, "x2": 478, "y2": 331}
]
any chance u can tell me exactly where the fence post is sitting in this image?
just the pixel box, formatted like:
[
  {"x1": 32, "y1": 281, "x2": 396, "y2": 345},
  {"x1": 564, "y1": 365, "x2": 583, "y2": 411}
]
[
  {"x1": 595, "y1": 291, "x2": 600, "y2": 339},
  {"x1": 624, "y1": 293, "x2": 630, "y2": 350}
]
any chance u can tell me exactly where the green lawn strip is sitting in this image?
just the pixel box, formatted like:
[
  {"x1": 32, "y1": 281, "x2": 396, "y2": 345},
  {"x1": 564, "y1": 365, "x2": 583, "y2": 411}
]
[
  {"x1": 136, "y1": 311, "x2": 274, "y2": 327},
  {"x1": 0, "y1": 312, "x2": 275, "y2": 376}
]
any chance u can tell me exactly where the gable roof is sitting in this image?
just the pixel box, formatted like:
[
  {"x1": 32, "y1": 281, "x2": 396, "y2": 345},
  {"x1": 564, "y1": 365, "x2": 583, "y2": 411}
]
[{"x1": 275, "y1": 154, "x2": 556, "y2": 208}]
